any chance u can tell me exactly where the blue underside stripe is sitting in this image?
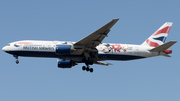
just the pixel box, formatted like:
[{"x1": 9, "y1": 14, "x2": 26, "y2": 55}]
[
  {"x1": 98, "y1": 54, "x2": 145, "y2": 60},
  {"x1": 5, "y1": 51, "x2": 145, "y2": 61}
]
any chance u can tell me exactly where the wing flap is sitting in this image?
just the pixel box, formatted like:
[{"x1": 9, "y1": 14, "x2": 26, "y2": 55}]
[{"x1": 94, "y1": 61, "x2": 113, "y2": 66}]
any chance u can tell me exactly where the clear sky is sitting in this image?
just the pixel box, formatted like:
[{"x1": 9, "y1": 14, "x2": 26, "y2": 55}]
[{"x1": 0, "y1": 0, "x2": 180, "y2": 101}]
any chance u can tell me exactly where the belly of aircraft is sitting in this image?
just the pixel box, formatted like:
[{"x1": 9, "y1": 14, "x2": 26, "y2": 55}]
[{"x1": 6, "y1": 50, "x2": 145, "y2": 61}]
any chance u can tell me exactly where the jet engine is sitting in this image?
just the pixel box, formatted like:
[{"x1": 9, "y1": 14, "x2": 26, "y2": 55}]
[
  {"x1": 57, "y1": 59, "x2": 76, "y2": 68},
  {"x1": 55, "y1": 45, "x2": 72, "y2": 54}
]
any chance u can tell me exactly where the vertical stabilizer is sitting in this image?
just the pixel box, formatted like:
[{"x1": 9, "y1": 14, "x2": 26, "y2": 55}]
[{"x1": 141, "y1": 22, "x2": 173, "y2": 47}]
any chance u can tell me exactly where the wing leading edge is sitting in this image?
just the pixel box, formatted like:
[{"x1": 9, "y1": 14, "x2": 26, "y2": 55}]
[{"x1": 74, "y1": 19, "x2": 119, "y2": 48}]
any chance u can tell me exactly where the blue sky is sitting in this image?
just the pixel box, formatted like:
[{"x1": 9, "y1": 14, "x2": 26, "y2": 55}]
[{"x1": 0, "y1": 0, "x2": 180, "y2": 101}]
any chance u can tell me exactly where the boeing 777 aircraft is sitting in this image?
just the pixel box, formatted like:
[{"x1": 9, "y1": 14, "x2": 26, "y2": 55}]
[{"x1": 2, "y1": 19, "x2": 177, "y2": 73}]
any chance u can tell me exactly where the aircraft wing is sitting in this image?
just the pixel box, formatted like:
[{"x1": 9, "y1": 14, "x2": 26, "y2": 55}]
[
  {"x1": 74, "y1": 19, "x2": 119, "y2": 48},
  {"x1": 94, "y1": 61, "x2": 113, "y2": 66}
]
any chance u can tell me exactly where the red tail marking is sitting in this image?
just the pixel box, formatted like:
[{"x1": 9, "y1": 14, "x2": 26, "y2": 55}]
[
  {"x1": 163, "y1": 49, "x2": 172, "y2": 54},
  {"x1": 146, "y1": 39, "x2": 159, "y2": 47},
  {"x1": 153, "y1": 26, "x2": 171, "y2": 36}
]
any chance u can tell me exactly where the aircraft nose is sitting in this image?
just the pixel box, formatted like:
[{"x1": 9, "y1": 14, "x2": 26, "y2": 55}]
[{"x1": 2, "y1": 46, "x2": 6, "y2": 52}]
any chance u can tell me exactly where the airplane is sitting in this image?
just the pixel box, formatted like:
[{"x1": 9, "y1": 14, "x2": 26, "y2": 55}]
[{"x1": 2, "y1": 19, "x2": 177, "y2": 73}]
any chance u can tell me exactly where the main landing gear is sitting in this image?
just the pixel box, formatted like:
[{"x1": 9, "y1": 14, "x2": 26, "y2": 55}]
[
  {"x1": 13, "y1": 55, "x2": 19, "y2": 64},
  {"x1": 82, "y1": 66, "x2": 93, "y2": 73},
  {"x1": 82, "y1": 58, "x2": 94, "y2": 73}
]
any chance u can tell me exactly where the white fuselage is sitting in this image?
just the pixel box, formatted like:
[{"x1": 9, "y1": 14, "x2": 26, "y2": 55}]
[{"x1": 2, "y1": 40, "x2": 161, "y2": 62}]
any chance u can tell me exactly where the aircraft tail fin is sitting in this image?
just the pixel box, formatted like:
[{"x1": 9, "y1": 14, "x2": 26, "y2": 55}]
[{"x1": 141, "y1": 22, "x2": 173, "y2": 47}]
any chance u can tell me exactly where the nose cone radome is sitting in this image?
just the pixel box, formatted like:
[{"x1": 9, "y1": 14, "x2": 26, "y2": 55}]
[
  {"x1": 2, "y1": 46, "x2": 8, "y2": 52},
  {"x1": 2, "y1": 46, "x2": 6, "y2": 52}
]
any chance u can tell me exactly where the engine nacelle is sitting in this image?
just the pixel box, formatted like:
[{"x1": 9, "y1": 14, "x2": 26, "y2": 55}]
[
  {"x1": 57, "y1": 59, "x2": 74, "y2": 68},
  {"x1": 56, "y1": 45, "x2": 72, "y2": 54}
]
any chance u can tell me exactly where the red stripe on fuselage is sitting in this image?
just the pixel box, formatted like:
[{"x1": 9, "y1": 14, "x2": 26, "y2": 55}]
[{"x1": 16, "y1": 42, "x2": 32, "y2": 44}]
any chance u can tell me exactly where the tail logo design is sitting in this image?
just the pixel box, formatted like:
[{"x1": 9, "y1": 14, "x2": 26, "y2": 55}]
[
  {"x1": 142, "y1": 22, "x2": 172, "y2": 47},
  {"x1": 153, "y1": 36, "x2": 166, "y2": 42}
]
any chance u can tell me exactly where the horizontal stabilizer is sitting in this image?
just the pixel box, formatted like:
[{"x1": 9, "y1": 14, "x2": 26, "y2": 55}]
[
  {"x1": 94, "y1": 61, "x2": 113, "y2": 66},
  {"x1": 161, "y1": 54, "x2": 171, "y2": 57},
  {"x1": 150, "y1": 41, "x2": 177, "y2": 51}
]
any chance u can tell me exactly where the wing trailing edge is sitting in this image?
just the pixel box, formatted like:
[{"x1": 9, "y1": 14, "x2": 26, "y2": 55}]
[{"x1": 94, "y1": 61, "x2": 113, "y2": 66}]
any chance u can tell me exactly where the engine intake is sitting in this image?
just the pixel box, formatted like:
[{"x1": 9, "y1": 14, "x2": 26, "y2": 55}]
[
  {"x1": 57, "y1": 59, "x2": 75, "y2": 68},
  {"x1": 56, "y1": 45, "x2": 72, "y2": 54}
]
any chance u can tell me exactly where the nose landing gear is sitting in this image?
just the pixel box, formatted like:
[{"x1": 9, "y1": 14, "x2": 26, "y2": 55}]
[
  {"x1": 13, "y1": 55, "x2": 19, "y2": 64},
  {"x1": 16, "y1": 60, "x2": 19, "y2": 64}
]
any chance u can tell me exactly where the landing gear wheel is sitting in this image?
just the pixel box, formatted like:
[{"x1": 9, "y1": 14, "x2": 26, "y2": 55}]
[
  {"x1": 90, "y1": 68, "x2": 93, "y2": 73},
  {"x1": 86, "y1": 67, "x2": 90, "y2": 71},
  {"x1": 82, "y1": 66, "x2": 86, "y2": 71},
  {"x1": 82, "y1": 65, "x2": 93, "y2": 73},
  {"x1": 13, "y1": 55, "x2": 19, "y2": 64},
  {"x1": 16, "y1": 60, "x2": 19, "y2": 64}
]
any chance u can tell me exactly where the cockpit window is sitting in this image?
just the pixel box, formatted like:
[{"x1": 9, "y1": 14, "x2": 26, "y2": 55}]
[{"x1": 7, "y1": 44, "x2": 10, "y2": 46}]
